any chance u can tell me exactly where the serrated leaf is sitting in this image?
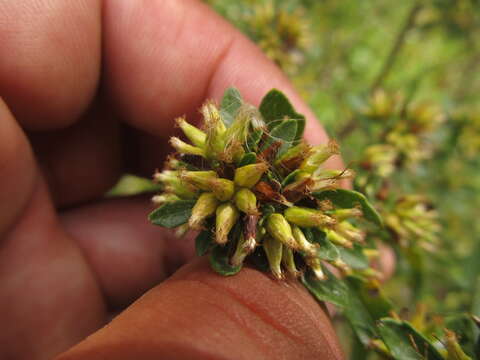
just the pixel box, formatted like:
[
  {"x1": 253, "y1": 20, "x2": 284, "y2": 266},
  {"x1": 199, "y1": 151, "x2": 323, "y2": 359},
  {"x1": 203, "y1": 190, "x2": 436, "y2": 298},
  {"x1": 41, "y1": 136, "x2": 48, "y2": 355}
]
[
  {"x1": 148, "y1": 200, "x2": 196, "y2": 228},
  {"x1": 303, "y1": 228, "x2": 339, "y2": 261},
  {"x1": 238, "y1": 152, "x2": 257, "y2": 167},
  {"x1": 313, "y1": 189, "x2": 383, "y2": 227},
  {"x1": 195, "y1": 230, "x2": 212, "y2": 256},
  {"x1": 339, "y1": 244, "x2": 369, "y2": 269},
  {"x1": 378, "y1": 319, "x2": 444, "y2": 360},
  {"x1": 209, "y1": 245, "x2": 242, "y2": 276},
  {"x1": 261, "y1": 119, "x2": 298, "y2": 157},
  {"x1": 302, "y1": 267, "x2": 378, "y2": 345},
  {"x1": 220, "y1": 87, "x2": 243, "y2": 127},
  {"x1": 259, "y1": 89, "x2": 306, "y2": 142}
]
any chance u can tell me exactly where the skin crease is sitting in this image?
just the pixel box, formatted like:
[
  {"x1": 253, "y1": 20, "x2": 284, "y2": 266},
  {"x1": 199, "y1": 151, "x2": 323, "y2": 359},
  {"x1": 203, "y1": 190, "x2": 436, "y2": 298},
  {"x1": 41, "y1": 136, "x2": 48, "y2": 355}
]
[{"x1": 0, "y1": 0, "x2": 398, "y2": 359}]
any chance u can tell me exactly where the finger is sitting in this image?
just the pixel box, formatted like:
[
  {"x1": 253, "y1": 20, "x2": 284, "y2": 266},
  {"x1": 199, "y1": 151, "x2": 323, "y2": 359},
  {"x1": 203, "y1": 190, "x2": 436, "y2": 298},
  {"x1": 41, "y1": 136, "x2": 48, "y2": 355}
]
[
  {"x1": 57, "y1": 258, "x2": 343, "y2": 360},
  {"x1": 0, "y1": 0, "x2": 101, "y2": 129},
  {"x1": 103, "y1": 0, "x2": 331, "y2": 148},
  {"x1": 0, "y1": 99, "x2": 106, "y2": 359},
  {"x1": 60, "y1": 196, "x2": 196, "y2": 309}
]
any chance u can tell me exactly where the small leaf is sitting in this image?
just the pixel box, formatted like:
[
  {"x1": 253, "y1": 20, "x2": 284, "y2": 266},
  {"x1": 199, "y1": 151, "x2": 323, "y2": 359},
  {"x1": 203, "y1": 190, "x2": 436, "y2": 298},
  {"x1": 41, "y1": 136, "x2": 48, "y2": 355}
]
[
  {"x1": 378, "y1": 318, "x2": 444, "y2": 360},
  {"x1": 339, "y1": 244, "x2": 369, "y2": 269},
  {"x1": 246, "y1": 129, "x2": 263, "y2": 152},
  {"x1": 301, "y1": 267, "x2": 350, "y2": 308},
  {"x1": 261, "y1": 119, "x2": 298, "y2": 157},
  {"x1": 195, "y1": 230, "x2": 212, "y2": 256},
  {"x1": 313, "y1": 189, "x2": 383, "y2": 226},
  {"x1": 209, "y1": 245, "x2": 242, "y2": 276},
  {"x1": 259, "y1": 89, "x2": 306, "y2": 141},
  {"x1": 238, "y1": 152, "x2": 257, "y2": 167},
  {"x1": 303, "y1": 228, "x2": 339, "y2": 261},
  {"x1": 282, "y1": 169, "x2": 302, "y2": 187},
  {"x1": 347, "y1": 275, "x2": 393, "y2": 320},
  {"x1": 220, "y1": 87, "x2": 243, "y2": 127},
  {"x1": 148, "y1": 200, "x2": 196, "y2": 228}
]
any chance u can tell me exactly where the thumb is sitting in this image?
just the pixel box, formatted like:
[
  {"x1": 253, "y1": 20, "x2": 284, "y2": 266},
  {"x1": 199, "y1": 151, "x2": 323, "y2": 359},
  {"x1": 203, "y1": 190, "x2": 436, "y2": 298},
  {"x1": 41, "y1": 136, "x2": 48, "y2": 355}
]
[{"x1": 56, "y1": 257, "x2": 343, "y2": 360}]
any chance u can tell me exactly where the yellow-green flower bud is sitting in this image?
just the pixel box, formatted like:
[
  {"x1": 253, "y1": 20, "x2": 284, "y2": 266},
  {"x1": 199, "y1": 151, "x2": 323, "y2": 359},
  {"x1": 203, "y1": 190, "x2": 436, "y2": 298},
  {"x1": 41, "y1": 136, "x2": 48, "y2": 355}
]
[
  {"x1": 234, "y1": 188, "x2": 259, "y2": 215},
  {"x1": 170, "y1": 137, "x2": 205, "y2": 157},
  {"x1": 154, "y1": 170, "x2": 198, "y2": 199},
  {"x1": 266, "y1": 213, "x2": 298, "y2": 249},
  {"x1": 231, "y1": 233, "x2": 256, "y2": 267},
  {"x1": 151, "y1": 193, "x2": 180, "y2": 205},
  {"x1": 326, "y1": 229, "x2": 353, "y2": 249},
  {"x1": 274, "y1": 142, "x2": 311, "y2": 170},
  {"x1": 292, "y1": 225, "x2": 317, "y2": 257},
  {"x1": 222, "y1": 106, "x2": 253, "y2": 163},
  {"x1": 234, "y1": 163, "x2": 268, "y2": 188},
  {"x1": 306, "y1": 257, "x2": 326, "y2": 280},
  {"x1": 215, "y1": 203, "x2": 239, "y2": 245},
  {"x1": 203, "y1": 102, "x2": 226, "y2": 160},
  {"x1": 210, "y1": 178, "x2": 235, "y2": 201},
  {"x1": 263, "y1": 235, "x2": 283, "y2": 279},
  {"x1": 180, "y1": 171, "x2": 218, "y2": 191},
  {"x1": 330, "y1": 258, "x2": 351, "y2": 276},
  {"x1": 189, "y1": 193, "x2": 219, "y2": 230},
  {"x1": 300, "y1": 140, "x2": 339, "y2": 173},
  {"x1": 282, "y1": 247, "x2": 299, "y2": 277},
  {"x1": 284, "y1": 206, "x2": 336, "y2": 228},
  {"x1": 176, "y1": 116, "x2": 206, "y2": 148},
  {"x1": 174, "y1": 223, "x2": 189, "y2": 238},
  {"x1": 336, "y1": 221, "x2": 366, "y2": 243},
  {"x1": 331, "y1": 208, "x2": 363, "y2": 221}
]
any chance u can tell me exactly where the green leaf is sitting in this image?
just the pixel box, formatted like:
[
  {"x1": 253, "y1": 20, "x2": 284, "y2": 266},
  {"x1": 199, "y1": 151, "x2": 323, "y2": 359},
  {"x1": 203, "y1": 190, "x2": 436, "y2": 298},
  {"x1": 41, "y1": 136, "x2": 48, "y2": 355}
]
[
  {"x1": 302, "y1": 267, "x2": 378, "y2": 345},
  {"x1": 220, "y1": 87, "x2": 243, "y2": 127},
  {"x1": 148, "y1": 200, "x2": 196, "y2": 228},
  {"x1": 346, "y1": 275, "x2": 393, "y2": 320},
  {"x1": 312, "y1": 189, "x2": 383, "y2": 227},
  {"x1": 303, "y1": 228, "x2": 339, "y2": 261},
  {"x1": 238, "y1": 152, "x2": 257, "y2": 167},
  {"x1": 209, "y1": 245, "x2": 242, "y2": 276},
  {"x1": 195, "y1": 230, "x2": 213, "y2": 256},
  {"x1": 378, "y1": 318, "x2": 444, "y2": 360},
  {"x1": 281, "y1": 169, "x2": 302, "y2": 187},
  {"x1": 259, "y1": 89, "x2": 306, "y2": 141},
  {"x1": 445, "y1": 314, "x2": 478, "y2": 358},
  {"x1": 246, "y1": 129, "x2": 263, "y2": 152},
  {"x1": 339, "y1": 244, "x2": 369, "y2": 269},
  {"x1": 260, "y1": 119, "x2": 298, "y2": 157}
]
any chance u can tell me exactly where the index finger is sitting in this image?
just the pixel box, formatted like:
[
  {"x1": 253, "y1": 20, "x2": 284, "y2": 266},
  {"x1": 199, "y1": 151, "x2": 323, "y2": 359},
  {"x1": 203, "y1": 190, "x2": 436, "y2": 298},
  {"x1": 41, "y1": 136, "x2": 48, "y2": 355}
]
[{"x1": 102, "y1": 0, "x2": 330, "y2": 147}]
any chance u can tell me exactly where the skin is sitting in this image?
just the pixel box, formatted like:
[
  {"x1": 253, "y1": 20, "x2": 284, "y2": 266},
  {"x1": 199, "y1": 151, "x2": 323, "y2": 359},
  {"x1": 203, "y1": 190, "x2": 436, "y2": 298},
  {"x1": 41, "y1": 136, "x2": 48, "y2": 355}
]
[{"x1": 0, "y1": 0, "x2": 347, "y2": 359}]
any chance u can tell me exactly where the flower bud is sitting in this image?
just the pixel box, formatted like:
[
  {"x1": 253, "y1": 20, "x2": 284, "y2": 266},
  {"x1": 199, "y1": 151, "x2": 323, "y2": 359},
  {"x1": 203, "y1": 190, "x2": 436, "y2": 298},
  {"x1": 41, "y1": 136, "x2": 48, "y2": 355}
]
[
  {"x1": 234, "y1": 163, "x2": 268, "y2": 188},
  {"x1": 330, "y1": 259, "x2": 351, "y2": 276},
  {"x1": 180, "y1": 171, "x2": 218, "y2": 191},
  {"x1": 151, "y1": 193, "x2": 179, "y2": 205},
  {"x1": 292, "y1": 225, "x2": 317, "y2": 257},
  {"x1": 330, "y1": 208, "x2": 363, "y2": 221},
  {"x1": 203, "y1": 102, "x2": 226, "y2": 160},
  {"x1": 210, "y1": 178, "x2": 235, "y2": 201},
  {"x1": 222, "y1": 106, "x2": 253, "y2": 163},
  {"x1": 300, "y1": 140, "x2": 339, "y2": 173},
  {"x1": 263, "y1": 235, "x2": 283, "y2": 279},
  {"x1": 305, "y1": 257, "x2": 326, "y2": 280},
  {"x1": 215, "y1": 203, "x2": 239, "y2": 245},
  {"x1": 282, "y1": 247, "x2": 300, "y2": 277},
  {"x1": 170, "y1": 137, "x2": 205, "y2": 157},
  {"x1": 336, "y1": 221, "x2": 366, "y2": 243},
  {"x1": 189, "y1": 193, "x2": 219, "y2": 230},
  {"x1": 274, "y1": 142, "x2": 311, "y2": 172},
  {"x1": 174, "y1": 224, "x2": 189, "y2": 238},
  {"x1": 284, "y1": 206, "x2": 336, "y2": 228},
  {"x1": 234, "y1": 188, "x2": 259, "y2": 215},
  {"x1": 325, "y1": 229, "x2": 353, "y2": 249},
  {"x1": 176, "y1": 116, "x2": 206, "y2": 148},
  {"x1": 231, "y1": 233, "x2": 256, "y2": 267},
  {"x1": 154, "y1": 170, "x2": 198, "y2": 199},
  {"x1": 266, "y1": 213, "x2": 298, "y2": 249}
]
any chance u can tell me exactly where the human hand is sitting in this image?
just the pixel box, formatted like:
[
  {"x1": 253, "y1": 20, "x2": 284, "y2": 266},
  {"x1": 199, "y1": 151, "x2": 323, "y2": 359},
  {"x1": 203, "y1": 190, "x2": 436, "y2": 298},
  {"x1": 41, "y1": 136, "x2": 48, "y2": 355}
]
[{"x1": 0, "y1": 1, "x2": 344, "y2": 359}]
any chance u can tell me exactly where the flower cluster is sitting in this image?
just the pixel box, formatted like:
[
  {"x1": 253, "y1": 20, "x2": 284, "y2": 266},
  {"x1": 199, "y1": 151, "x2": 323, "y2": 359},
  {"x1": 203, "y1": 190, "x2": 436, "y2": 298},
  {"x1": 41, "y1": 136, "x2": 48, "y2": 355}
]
[{"x1": 150, "y1": 89, "x2": 377, "y2": 281}]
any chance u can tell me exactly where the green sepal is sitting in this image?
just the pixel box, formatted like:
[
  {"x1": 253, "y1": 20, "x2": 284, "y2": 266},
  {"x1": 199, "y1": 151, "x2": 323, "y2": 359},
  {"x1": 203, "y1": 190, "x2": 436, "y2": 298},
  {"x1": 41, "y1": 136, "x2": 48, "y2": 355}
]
[
  {"x1": 209, "y1": 245, "x2": 242, "y2": 276},
  {"x1": 259, "y1": 89, "x2": 305, "y2": 142},
  {"x1": 303, "y1": 228, "x2": 339, "y2": 261},
  {"x1": 312, "y1": 189, "x2": 383, "y2": 227},
  {"x1": 148, "y1": 200, "x2": 196, "y2": 228},
  {"x1": 220, "y1": 87, "x2": 243, "y2": 127},
  {"x1": 238, "y1": 152, "x2": 257, "y2": 167},
  {"x1": 378, "y1": 318, "x2": 444, "y2": 360},
  {"x1": 339, "y1": 244, "x2": 369, "y2": 269},
  {"x1": 195, "y1": 229, "x2": 213, "y2": 256}
]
